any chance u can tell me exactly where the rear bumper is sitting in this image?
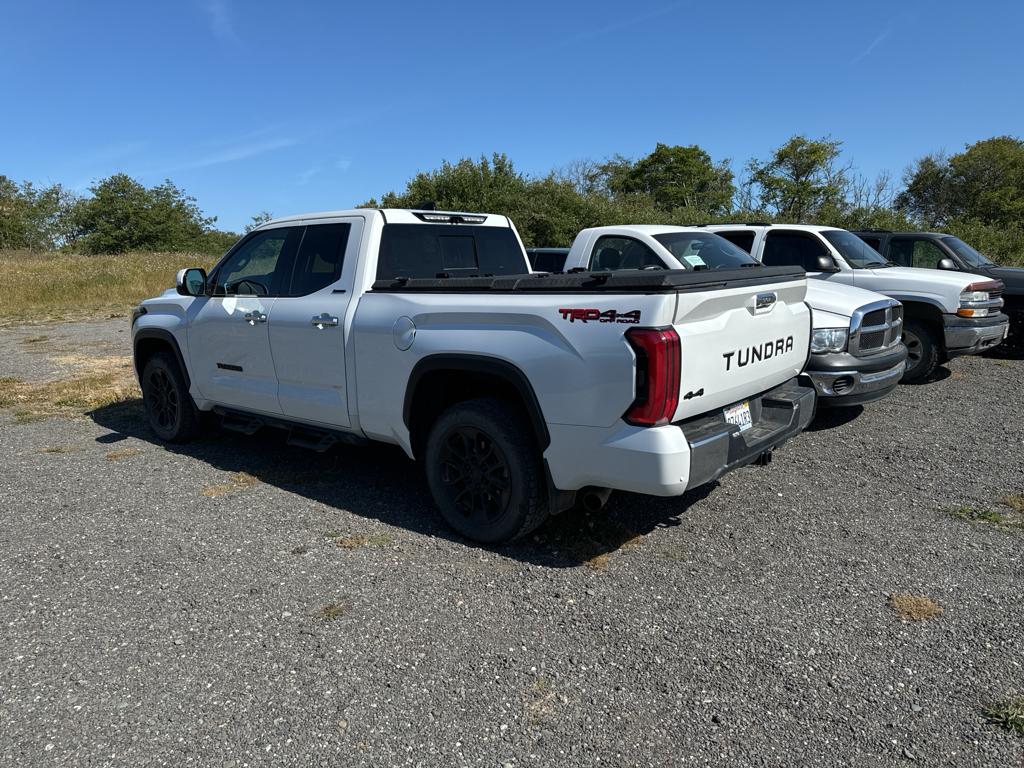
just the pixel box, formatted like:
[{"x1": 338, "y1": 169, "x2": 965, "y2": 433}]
[
  {"x1": 543, "y1": 378, "x2": 816, "y2": 497},
  {"x1": 803, "y1": 344, "x2": 908, "y2": 406},
  {"x1": 944, "y1": 313, "x2": 1009, "y2": 357},
  {"x1": 679, "y1": 378, "x2": 816, "y2": 488}
]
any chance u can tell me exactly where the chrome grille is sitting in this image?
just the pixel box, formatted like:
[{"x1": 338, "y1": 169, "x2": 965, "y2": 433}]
[{"x1": 848, "y1": 299, "x2": 904, "y2": 356}]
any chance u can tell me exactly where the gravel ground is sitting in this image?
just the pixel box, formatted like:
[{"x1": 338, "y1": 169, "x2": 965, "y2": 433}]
[{"x1": 0, "y1": 320, "x2": 1022, "y2": 767}]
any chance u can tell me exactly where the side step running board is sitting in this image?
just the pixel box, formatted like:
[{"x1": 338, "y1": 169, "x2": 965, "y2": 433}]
[
  {"x1": 212, "y1": 407, "x2": 368, "y2": 450},
  {"x1": 286, "y1": 428, "x2": 338, "y2": 453}
]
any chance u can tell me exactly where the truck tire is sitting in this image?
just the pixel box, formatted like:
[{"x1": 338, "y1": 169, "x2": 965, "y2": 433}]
[
  {"x1": 424, "y1": 397, "x2": 550, "y2": 544},
  {"x1": 140, "y1": 351, "x2": 201, "y2": 443},
  {"x1": 900, "y1": 320, "x2": 940, "y2": 383}
]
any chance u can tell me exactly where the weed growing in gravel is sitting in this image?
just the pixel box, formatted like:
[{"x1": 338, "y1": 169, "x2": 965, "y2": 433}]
[
  {"x1": 105, "y1": 448, "x2": 141, "y2": 461},
  {"x1": 334, "y1": 533, "x2": 395, "y2": 549},
  {"x1": 201, "y1": 472, "x2": 259, "y2": 497},
  {"x1": 950, "y1": 503, "x2": 1024, "y2": 530},
  {"x1": 1000, "y1": 494, "x2": 1024, "y2": 513},
  {"x1": 40, "y1": 445, "x2": 74, "y2": 454},
  {"x1": 320, "y1": 602, "x2": 346, "y2": 621},
  {"x1": 889, "y1": 593, "x2": 944, "y2": 622},
  {"x1": 525, "y1": 677, "x2": 567, "y2": 725},
  {"x1": 984, "y1": 697, "x2": 1024, "y2": 735}
]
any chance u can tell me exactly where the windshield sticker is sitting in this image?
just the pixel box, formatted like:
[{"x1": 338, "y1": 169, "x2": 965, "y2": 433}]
[{"x1": 683, "y1": 255, "x2": 706, "y2": 267}]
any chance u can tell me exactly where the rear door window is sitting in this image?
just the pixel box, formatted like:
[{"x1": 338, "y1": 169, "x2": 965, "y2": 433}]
[
  {"x1": 761, "y1": 230, "x2": 828, "y2": 270},
  {"x1": 376, "y1": 224, "x2": 527, "y2": 280},
  {"x1": 288, "y1": 223, "x2": 351, "y2": 296}
]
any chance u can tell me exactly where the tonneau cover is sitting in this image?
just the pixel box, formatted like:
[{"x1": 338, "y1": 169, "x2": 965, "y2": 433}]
[{"x1": 371, "y1": 266, "x2": 806, "y2": 294}]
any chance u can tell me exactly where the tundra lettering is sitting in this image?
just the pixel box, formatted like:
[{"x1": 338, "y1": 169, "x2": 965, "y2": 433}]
[{"x1": 723, "y1": 336, "x2": 794, "y2": 371}]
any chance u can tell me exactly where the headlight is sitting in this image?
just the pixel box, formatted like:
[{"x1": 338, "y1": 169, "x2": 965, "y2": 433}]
[
  {"x1": 131, "y1": 305, "x2": 147, "y2": 326},
  {"x1": 810, "y1": 327, "x2": 848, "y2": 354},
  {"x1": 958, "y1": 280, "x2": 1003, "y2": 318},
  {"x1": 958, "y1": 289, "x2": 990, "y2": 317}
]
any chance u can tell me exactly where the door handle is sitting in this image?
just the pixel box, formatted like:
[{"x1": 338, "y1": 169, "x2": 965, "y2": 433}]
[
  {"x1": 311, "y1": 313, "x2": 340, "y2": 329},
  {"x1": 243, "y1": 311, "x2": 267, "y2": 325}
]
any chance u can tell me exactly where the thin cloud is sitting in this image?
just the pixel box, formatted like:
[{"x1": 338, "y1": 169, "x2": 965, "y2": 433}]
[
  {"x1": 548, "y1": 1, "x2": 689, "y2": 50},
  {"x1": 296, "y1": 166, "x2": 321, "y2": 185},
  {"x1": 850, "y1": 28, "x2": 891, "y2": 64},
  {"x1": 152, "y1": 136, "x2": 297, "y2": 174},
  {"x1": 201, "y1": 0, "x2": 239, "y2": 43},
  {"x1": 335, "y1": 159, "x2": 353, "y2": 172}
]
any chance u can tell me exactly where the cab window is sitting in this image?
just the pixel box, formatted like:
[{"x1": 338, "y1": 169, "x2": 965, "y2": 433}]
[
  {"x1": 761, "y1": 230, "x2": 829, "y2": 271},
  {"x1": 588, "y1": 236, "x2": 665, "y2": 270},
  {"x1": 889, "y1": 237, "x2": 946, "y2": 269},
  {"x1": 715, "y1": 230, "x2": 756, "y2": 254},
  {"x1": 287, "y1": 223, "x2": 351, "y2": 296},
  {"x1": 213, "y1": 227, "x2": 302, "y2": 296}
]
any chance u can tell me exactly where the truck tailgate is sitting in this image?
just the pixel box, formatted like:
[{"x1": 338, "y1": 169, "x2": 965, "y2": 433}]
[{"x1": 671, "y1": 275, "x2": 810, "y2": 421}]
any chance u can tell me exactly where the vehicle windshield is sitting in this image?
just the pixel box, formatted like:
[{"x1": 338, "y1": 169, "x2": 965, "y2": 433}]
[
  {"x1": 652, "y1": 232, "x2": 759, "y2": 270},
  {"x1": 941, "y1": 236, "x2": 995, "y2": 267},
  {"x1": 822, "y1": 230, "x2": 891, "y2": 269}
]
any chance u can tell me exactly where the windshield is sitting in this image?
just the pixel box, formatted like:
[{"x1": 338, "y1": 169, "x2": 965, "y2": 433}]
[
  {"x1": 652, "y1": 232, "x2": 759, "y2": 270},
  {"x1": 941, "y1": 236, "x2": 994, "y2": 268},
  {"x1": 822, "y1": 230, "x2": 890, "y2": 269}
]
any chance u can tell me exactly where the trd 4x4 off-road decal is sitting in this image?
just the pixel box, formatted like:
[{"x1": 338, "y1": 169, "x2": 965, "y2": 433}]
[{"x1": 558, "y1": 308, "x2": 642, "y2": 324}]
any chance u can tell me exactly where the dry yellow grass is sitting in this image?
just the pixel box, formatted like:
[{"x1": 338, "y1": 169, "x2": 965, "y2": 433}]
[
  {"x1": 0, "y1": 249, "x2": 214, "y2": 324},
  {"x1": 334, "y1": 533, "x2": 395, "y2": 549},
  {"x1": 1001, "y1": 493, "x2": 1024, "y2": 513},
  {"x1": 105, "y1": 448, "x2": 142, "y2": 461},
  {"x1": 201, "y1": 471, "x2": 259, "y2": 498},
  {"x1": 889, "y1": 593, "x2": 944, "y2": 622},
  {"x1": 0, "y1": 355, "x2": 138, "y2": 420}
]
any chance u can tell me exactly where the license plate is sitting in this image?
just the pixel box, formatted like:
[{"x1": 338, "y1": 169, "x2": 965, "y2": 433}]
[{"x1": 724, "y1": 401, "x2": 752, "y2": 432}]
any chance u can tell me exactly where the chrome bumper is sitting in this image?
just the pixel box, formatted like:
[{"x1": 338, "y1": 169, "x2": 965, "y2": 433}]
[{"x1": 944, "y1": 314, "x2": 1009, "y2": 357}]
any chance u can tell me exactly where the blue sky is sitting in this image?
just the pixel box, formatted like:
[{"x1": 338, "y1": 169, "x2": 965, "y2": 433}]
[{"x1": 2, "y1": 0, "x2": 1022, "y2": 232}]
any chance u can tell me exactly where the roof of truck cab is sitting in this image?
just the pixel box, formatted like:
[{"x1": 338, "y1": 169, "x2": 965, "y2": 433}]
[
  {"x1": 259, "y1": 209, "x2": 510, "y2": 227},
  {"x1": 706, "y1": 223, "x2": 845, "y2": 233}
]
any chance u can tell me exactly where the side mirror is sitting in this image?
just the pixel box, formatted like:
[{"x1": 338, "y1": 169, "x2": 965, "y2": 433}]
[
  {"x1": 815, "y1": 255, "x2": 839, "y2": 273},
  {"x1": 176, "y1": 267, "x2": 207, "y2": 297},
  {"x1": 937, "y1": 258, "x2": 958, "y2": 271}
]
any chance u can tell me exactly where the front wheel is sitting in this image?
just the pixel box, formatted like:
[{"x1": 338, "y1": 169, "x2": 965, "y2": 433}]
[
  {"x1": 424, "y1": 398, "x2": 550, "y2": 544},
  {"x1": 900, "y1": 320, "x2": 940, "y2": 383},
  {"x1": 141, "y1": 351, "x2": 201, "y2": 442}
]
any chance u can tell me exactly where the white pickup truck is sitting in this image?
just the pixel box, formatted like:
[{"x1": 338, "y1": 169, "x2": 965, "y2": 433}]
[
  {"x1": 543, "y1": 226, "x2": 908, "y2": 407},
  {"x1": 706, "y1": 224, "x2": 1009, "y2": 382},
  {"x1": 132, "y1": 209, "x2": 815, "y2": 543}
]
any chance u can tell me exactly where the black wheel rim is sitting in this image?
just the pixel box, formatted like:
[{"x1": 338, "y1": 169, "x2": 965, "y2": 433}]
[
  {"x1": 146, "y1": 368, "x2": 179, "y2": 430},
  {"x1": 437, "y1": 426, "x2": 512, "y2": 523},
  {"x1": 903, "y1": 331, "x2": 922, "y2": 365}
]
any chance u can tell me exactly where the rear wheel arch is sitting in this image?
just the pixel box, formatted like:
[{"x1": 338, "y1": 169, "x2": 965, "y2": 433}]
[{"x1": 403, "y1": 355, "x2": 549, "y2": 461}]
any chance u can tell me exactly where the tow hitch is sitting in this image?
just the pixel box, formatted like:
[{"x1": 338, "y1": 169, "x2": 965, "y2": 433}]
[{"x1": 754, "y1": 449, "x2": 773, "y2": 466}]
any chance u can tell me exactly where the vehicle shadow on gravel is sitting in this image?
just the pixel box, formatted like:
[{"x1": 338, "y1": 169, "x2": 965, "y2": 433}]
[{"x1": 88, "y1": 399, "x2": 712, "y2": 568}]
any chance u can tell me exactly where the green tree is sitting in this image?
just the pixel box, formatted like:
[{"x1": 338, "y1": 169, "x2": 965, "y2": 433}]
[
  {"x1": 898, "y1": 137, "x2": 1024, "y2": 226},
  {"x1": 245, "y1": 210, "x2": 274, "y2": 233},
  {"x1": 69, "y1": 174, "x2": 220, "y2": 254},
  {"x1": 0, "y1": 175, "x2": 77, "y2": 250},
  {"x1": 611, "y1": 143, "x2": 734, "y2": 214},
  {"x1": 745, "y1": 135, "x2": 848, "y2": 222}
]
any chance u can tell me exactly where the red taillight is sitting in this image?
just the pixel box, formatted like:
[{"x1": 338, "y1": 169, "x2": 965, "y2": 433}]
[{"x1": 624, "y1": 327, "x2": 681, "y2": 427}]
